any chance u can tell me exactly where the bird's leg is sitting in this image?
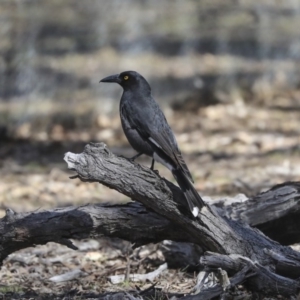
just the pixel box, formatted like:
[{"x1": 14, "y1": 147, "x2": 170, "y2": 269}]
[
  {"x1": 130, "y1": 152, "x2": 143, "y2": 161},
  {"x1": 150, "y1": 159, "x2": 159, "y2": 175},
  {"x1": 150, "y1": 159, "x2": 155, "y2": 170}
]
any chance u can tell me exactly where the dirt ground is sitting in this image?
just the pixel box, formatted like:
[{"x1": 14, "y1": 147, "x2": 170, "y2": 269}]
[{"x1": 1, "y1": 96, "x2": 300, "y2": 299}]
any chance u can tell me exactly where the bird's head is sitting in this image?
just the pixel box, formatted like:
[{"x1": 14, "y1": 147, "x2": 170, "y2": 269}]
[{"x1": 100, "y1": 71, "x2": 150, "y2": 91}]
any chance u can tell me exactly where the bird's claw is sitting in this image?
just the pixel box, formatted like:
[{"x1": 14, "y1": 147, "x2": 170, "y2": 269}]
[{"x1": 152, "y1": 169, "x2": 159, "y2": 175}]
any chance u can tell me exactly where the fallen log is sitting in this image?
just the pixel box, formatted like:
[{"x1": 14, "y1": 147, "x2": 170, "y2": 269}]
[
  {"x1": 63, "y1": 143, "x2": 300, "y2": 297},
  {"x1": 0, "y1": 202, "x2": 190, "y2": 263},
  {"x1": 1, "y1": 142, "x2": 300, "y2": 298},
  {"x1": 163, "y1": 183, "x2": 300, "y2": 270},
  {"x1": 215, "y1": 182, "x2": 300, "y2": 245}
]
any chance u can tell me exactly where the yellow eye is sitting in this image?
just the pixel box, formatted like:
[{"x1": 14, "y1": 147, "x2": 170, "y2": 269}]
[{"x1": 124, "y1": 75, "x2": 129, "y2": 80}]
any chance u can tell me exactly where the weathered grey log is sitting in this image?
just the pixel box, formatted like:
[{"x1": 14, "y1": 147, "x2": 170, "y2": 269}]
[
  {"x1": 0, "y1": 202, "x2": 191, "y2": 264},
  {"x1": 199, "y1": 251, "x2": 300, "y2": 297},
  {"x1": 0, "y1": 182, "x2": 299, "y2": 271},
  {"x1": 64, "y1": 143, "x2": 254, "y2": 256},
  {"x1": 159, "y1": 241, "x2": 203, "y2": 270},
  {"x1": 167, "y1": 183, "x2": 300, "y2": 270},
  {"x1": 0, "y1": 142, "x2": 300, "y2": 298},
  {"x1": 63, "y1": 143, "x2": 300, "y2": 297},
  {"x1": 63, "y1": 143, "x2": 295, "y2": 258},
  {"x1": 215, "y1": 182, "x2": 300, "y2": 245},
  {"x1": 182, "y1": 265, "x2": 256, "y2": 300},
  {"x1": 0, "y1": 149, "x2": 298, "y2": 267}
]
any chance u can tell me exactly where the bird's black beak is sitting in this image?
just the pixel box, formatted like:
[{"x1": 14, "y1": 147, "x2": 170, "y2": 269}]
[{"x1": 99, "y1": 74, "x2": 121, "y2": 83}]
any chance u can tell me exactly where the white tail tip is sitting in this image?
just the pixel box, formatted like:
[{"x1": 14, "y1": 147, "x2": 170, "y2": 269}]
[{"x1": 192, "y1": 207, "x2": 199, "y2": 217}]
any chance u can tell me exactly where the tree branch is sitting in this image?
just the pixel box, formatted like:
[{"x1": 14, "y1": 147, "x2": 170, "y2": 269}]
[
  {"x1": 64, "y1": 142, "x2": 250, "y2": 256},
  {"x1": 0, "y1": 202, "x2": 191, "y2": 263},
  {"x1": 62, "y1": 143, "x2": 300, "y2": 297},
  {"x1": 215, "y1": 182, "x2": 300, "y2": 245},
  {"x1": 1, "y1": 142, "x2": 300, "y2": 297}
]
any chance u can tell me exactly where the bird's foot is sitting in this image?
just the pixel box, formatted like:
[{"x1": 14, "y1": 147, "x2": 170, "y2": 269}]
[
  {"x1": 152, "y1": 169, "x2": 160, "y2": 175},
  {"x1": 119, "y1": 155, "x2": 137, "y2": 165},
  {"x1": 120, "y1": 152, "x2": 143, "y2": 162},
  {"x1": 130, "y1": 152, "x2": 143, "y2": 161}
]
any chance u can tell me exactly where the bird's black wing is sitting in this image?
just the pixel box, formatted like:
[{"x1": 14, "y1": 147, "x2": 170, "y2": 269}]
[
  {"x1": 126, "y1": 99, "x2": 194, "y2": 182},
  {"x1": 149, "y1": 119, "x2": 194, "y2": 183}
]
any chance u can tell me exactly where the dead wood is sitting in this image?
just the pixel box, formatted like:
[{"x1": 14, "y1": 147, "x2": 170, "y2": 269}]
[
  {"x1": 165, "y1": 183, "x2": 300, "y2": 270},
  {"x1": 215, "y1": 182, "x2": 300, "y2": 245},
  {"x1": 63, "y1": 143, "x2": 300, "y2": 297},
  {"x1": 182, "y1": 265, "x2": 255, "y2": 300},
  {"x1": 1, "y1": 142, "x2": 300, "y2": 298},
  {"x1": 0, "y1": 202, "x2": 190, "y2": 264}
]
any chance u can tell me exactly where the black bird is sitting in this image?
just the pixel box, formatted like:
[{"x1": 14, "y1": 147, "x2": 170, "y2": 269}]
[{"x1": 100, "y1": 71, "x2": 204, "y2": 217}]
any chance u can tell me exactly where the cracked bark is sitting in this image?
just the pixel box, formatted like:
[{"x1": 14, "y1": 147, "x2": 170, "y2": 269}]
[
  {"x1": 215, "y1": 181, "x2": 300, "y2": 245},
  {"x1": 63, "y1": 143, "x2": 300, "y2": 297},
  {"x1": 1, "y1": 142, "x2": 300, "y2": 298}
]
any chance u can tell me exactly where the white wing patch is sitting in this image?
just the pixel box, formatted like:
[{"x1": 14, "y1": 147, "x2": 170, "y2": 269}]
[
  {"x1": 192, "y1": 207, "x2": 199, "y2": 217},
  {"x1": 149, "y1": 137, "x2": 162, "y2": 149},
  {"x1": 153, "y1": 152, "x2": 173, "y2": 171}
]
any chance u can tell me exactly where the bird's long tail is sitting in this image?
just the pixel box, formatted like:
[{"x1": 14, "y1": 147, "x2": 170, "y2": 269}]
[{"x1": 172, "y1": 168, "x2": 205, "y2": 217}]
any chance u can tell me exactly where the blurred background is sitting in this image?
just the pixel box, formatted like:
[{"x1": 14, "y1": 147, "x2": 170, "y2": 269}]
[
  {"x1": 1, "y1": 0, "x2": 300, "y2": 212},
  {"x1": 2, "y1": 0, "x2": 300, "y2": 295}
]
